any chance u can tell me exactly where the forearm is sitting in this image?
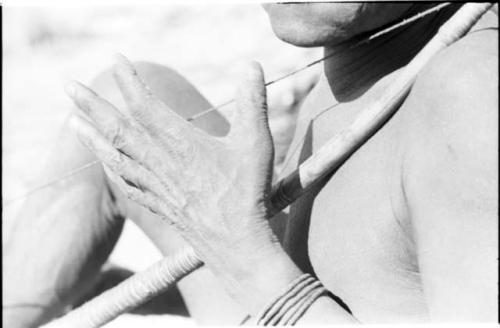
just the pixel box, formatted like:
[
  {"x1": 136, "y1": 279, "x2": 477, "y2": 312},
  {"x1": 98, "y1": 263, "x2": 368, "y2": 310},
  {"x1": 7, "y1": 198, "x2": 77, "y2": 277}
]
[
  {"x1": 249, "y1": 252, "x2": 358, "y2": 324},
  {"x1": 177, "y1": 268, "x2": 249, "y2": 324},
  {"x1": 149, "y1": 223, "x2": 356, "y2": 324},
  {"x1": 137, "y1": 203, "x2": 356, "y2": 325},
  {"x1": 144, "y1": 226, "x2": 247, "y2": 324},
  {"x1": 206, "y1": 240, "x2": 358, "y2": 325}
]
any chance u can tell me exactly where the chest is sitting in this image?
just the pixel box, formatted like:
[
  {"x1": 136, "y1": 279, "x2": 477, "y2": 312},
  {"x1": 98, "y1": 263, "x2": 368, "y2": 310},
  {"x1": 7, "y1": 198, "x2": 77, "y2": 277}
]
[{"x1": 273, "y1": 82, "x2": 427, "y2": 322}]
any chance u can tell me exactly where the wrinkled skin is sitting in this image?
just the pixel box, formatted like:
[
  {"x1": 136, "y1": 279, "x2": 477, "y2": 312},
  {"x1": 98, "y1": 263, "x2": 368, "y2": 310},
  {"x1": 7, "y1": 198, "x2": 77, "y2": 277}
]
[{"x1": 66, "y1": 56, "x2": 305, "y2": 313}]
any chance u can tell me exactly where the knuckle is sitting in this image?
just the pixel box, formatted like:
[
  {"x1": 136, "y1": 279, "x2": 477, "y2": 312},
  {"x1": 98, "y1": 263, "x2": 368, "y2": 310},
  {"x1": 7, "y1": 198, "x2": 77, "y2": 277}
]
[
  {"x1": 163, "y1": 216, "x2": 177, "y2": 227},
  {"x1": 81, "y1": 134, "x2": 98, "y2": 151},
  {"x1": 125, "y1": 187, "x2": 138, "y2": 200},
  {"x1": 81, "y1": 92, "x2": 101, "y2": 113},
  {"x1": 139, "y1": 147, "x2": 155, "y2": 164},
  {"x1": 77, "y1": 94, "x2": 93, "y2": 112},
  {"x1": 108, "y1": 151, "x2": 125, "y2": 173},
  {"x1": 107, "y1": 122, "x2": 126, "y2": 147},
  {"x1": 132, "y1": 97, "x2": 154, "y2": 119}
]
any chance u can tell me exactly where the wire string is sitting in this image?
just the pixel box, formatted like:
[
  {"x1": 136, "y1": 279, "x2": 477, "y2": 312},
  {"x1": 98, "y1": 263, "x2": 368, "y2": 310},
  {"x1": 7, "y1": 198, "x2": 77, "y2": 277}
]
[{"x1": 3, "y1": 2, "x2": 452, "y2": 207}]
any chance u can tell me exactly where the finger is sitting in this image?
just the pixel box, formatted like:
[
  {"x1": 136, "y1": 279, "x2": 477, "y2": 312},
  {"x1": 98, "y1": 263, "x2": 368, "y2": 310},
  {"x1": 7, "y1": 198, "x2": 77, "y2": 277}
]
[
  {"x1": 70, "y1": 115, "x2": 176, "y2": 202},
  {"x1": 66, "y1": 80, "x2": 126, "y2": 127},
  {"x1": 229, "y1": 61, "x2": 272, "y2": 144},
  {"x1": 112, "y1": 54, "x2": 191, "y2": 135},
  {"x1": 65, "y1": 83, "x2": 167, "y2": 167},
  {"x1": 103, "y1": 165, "x2": 181, "y2": 225},
  {"x1": 112, "y1": 53, "x2": 154, "y2": 111},
  {"x1": 65, "y1": 81, "x2": 134, "y2": 148}
]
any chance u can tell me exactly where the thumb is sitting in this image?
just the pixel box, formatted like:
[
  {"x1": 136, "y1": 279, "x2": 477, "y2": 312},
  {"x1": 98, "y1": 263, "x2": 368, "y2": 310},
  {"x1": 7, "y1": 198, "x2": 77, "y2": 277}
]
[{"x1": 229, "y1": 61, "x2": 272, "y2": 145}]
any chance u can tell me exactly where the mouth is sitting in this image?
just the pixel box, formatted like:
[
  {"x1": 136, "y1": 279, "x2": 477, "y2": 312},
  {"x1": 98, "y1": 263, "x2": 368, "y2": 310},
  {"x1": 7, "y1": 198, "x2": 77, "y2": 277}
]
[{"x1": 275, "y1": 1, "x2": 326, "y2": 3}]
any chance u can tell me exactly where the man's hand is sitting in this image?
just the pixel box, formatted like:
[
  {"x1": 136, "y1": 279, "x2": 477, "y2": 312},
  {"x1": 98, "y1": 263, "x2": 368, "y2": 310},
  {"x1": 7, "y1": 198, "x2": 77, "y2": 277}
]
[{"x1": 66, "y1": 55, "x2": 303, "y2": 313}]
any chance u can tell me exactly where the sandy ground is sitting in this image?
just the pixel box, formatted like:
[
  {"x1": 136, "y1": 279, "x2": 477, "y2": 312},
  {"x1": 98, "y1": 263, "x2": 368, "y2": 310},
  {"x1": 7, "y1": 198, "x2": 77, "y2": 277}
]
[{"x1": 3, "y1": 4, "x2": 320, "y2": 326}]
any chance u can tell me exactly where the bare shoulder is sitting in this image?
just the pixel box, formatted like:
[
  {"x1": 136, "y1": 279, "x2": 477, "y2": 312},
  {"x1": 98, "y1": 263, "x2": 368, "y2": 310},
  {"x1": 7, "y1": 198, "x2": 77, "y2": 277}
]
[
  {"x1": 400, "y1": 27, "x2": 498, "y2": 208},
  {"x1": 409, "y1": 27, "x2": 497, "y2": 125},
  {"x1": 396, "y1": 28, "x2": 498, "y2": 320},
  {"x1": 402, "y1": 28, "x2": 498, "y2": 156}
]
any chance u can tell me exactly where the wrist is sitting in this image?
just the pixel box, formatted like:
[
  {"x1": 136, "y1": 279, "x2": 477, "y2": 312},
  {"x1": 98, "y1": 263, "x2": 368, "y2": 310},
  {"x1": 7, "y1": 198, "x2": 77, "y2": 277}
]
[{"x1": 220, "y1": 242, "x2": 304, "y2": 316}]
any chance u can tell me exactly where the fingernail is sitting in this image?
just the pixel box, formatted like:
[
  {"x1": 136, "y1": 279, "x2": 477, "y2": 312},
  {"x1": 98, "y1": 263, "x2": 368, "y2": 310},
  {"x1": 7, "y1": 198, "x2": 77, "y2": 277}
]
[
  {"x1": 113, "y1": 53, "x2": 132, "y2": 68},
  {"x1": 113, "y1": 53, "x2": 137, "y2": 76},
  {"x1": 246, "y1": 61, "x2": 262, "y2": 79},
  {"x1": 65, "y1": 82, "x2": 77, "y2": 98}
]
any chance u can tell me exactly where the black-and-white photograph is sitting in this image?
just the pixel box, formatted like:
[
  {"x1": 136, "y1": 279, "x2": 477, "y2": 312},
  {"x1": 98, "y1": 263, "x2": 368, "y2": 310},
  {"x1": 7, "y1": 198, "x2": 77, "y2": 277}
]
[{"x1": 3, "y1": 1, "x2": 498, "y2": 327}]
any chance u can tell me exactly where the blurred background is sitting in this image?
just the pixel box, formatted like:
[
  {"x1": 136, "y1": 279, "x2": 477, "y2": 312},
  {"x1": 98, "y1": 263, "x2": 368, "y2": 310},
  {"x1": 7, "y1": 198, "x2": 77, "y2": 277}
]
[{"x1": 3, "y1": 4, "x2": 320, "y2": 326}]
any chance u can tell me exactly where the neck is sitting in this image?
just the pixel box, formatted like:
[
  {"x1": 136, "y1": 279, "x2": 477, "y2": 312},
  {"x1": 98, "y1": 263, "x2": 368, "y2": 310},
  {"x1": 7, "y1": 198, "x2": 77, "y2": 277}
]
[{"x1": 323, "y1": 4, "x2": 459, "y2": 102}]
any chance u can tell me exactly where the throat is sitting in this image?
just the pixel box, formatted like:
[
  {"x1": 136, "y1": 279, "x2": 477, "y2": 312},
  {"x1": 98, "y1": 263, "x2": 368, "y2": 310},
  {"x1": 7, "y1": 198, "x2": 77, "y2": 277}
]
[{"x1": 323, "y1": 4, "x2": 459, "y2": 102}]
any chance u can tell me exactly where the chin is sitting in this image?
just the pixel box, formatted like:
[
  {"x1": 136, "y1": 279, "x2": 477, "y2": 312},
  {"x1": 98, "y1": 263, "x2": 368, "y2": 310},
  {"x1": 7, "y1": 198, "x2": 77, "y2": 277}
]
[
  {"x1": 262, "y1": 2, "x2": 413, "y2": 48},
  {"x1": 268, "y1": 19, "x2": 351, "y2": 48}
]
